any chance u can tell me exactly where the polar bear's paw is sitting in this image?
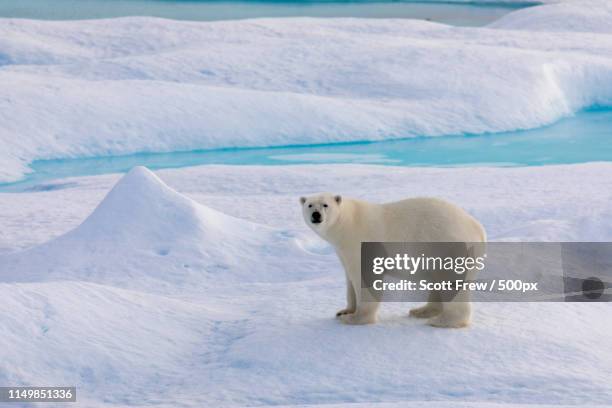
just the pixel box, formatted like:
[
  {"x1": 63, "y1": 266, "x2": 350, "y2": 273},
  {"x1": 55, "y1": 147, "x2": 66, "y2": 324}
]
[
  {"x1": 427, "y1": 315, "x2": 470, "y2": 329},
  {"x1": 409, "y1": 304, "x2": 442, "y2": 319},
  {"x1": 335, "y1": 308, "x2": 355, "y2": 317},
  {"x1": 339, "y1": 313, "x2": 377, "y2": 325}
]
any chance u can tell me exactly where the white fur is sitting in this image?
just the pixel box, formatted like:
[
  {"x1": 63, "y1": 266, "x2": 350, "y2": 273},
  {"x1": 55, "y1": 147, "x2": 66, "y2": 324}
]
[{"x1": 301, "y1": 193, "x2": 486, "y2": 328}]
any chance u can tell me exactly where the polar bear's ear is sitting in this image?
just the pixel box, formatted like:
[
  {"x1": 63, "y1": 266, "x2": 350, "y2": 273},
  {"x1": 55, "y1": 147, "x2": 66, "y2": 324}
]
[
  {"x1": 300, "y1": 197, "x2": 307, "y2": 205},
  {"x1": 334, "y1": 195, "x2": 342, "y2": 205}
]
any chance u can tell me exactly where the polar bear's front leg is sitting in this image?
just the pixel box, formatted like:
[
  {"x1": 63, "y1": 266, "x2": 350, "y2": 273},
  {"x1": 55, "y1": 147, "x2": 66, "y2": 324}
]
[
  {"x1": 336, "y1": 278, "x2": 357, "y2": 317},
  {"x1": 339, "y1": 300, "x2": 380, "y2": 325}
]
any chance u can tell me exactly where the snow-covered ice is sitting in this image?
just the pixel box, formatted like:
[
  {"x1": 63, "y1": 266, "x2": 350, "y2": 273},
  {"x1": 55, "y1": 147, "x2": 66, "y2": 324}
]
[
  {"x1": 491, "y1": 0, "x2": 612, "y2": 33},
  {"x1": 2, "y1": 0, "x2": 612, "y2": 182},
  {"x1": 1, "y1": 164, "x2": 611, "y2": 407},
  {"x1": 2, "y1": 1, "x2": 612, "y2": 406},
  {"x1": 0, "y1": 167, "x2": 326, "y2": 292}
]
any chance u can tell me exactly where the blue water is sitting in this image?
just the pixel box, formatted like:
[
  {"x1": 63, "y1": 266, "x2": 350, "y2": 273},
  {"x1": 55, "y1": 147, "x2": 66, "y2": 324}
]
[
  {"x1": 0, "y1": 0, "x2": 537, "y2": 27},
  {"x1": 2, "y1": 109, "x2": 611, "y2": 193}
]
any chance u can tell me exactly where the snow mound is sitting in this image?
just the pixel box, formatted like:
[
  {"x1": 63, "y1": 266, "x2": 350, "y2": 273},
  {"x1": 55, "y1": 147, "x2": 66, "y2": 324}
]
[
  {"x1": 490, "y1": 1, "x2": 612, "y2": 33},
  {"x1": 73, "y1": 165, "x2": 254, "y2": 242},
  {"x1": 0, "y1": 166, "x2": 324, "y2": 292}
]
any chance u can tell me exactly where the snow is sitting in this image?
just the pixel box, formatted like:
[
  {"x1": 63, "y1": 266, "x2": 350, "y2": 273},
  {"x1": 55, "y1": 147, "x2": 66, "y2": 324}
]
[
  {"x1": 1, "y1": 164, "x2": 611, "y2": 407},
  {"x1": 0, "y1": 166, "x2": 324, "y2": 292},
  {"x1": 491, "y1": 0, "x2": 612, "y2": 33},
  {"x1": 1, "y1": 2, "x2": 612, "y2": 406},
  {"x1": 2, "y1": 0, "x2": 612, "y2": 182}
]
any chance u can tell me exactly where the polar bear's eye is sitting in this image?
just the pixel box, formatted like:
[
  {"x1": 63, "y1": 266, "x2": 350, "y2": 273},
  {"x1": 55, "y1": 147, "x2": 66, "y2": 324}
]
[
  {"x1": 323, "y1": 204, "x2": 328, "y2": 208},
  {"x1": 308, "y1": 204, "x2": 312, "y2": 208}
]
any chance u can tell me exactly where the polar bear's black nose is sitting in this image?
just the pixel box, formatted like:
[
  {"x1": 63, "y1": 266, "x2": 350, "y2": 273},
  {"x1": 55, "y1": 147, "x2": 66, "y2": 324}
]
[{"x1": 311, "y1": 211, "x2": 322, "y2": 224}]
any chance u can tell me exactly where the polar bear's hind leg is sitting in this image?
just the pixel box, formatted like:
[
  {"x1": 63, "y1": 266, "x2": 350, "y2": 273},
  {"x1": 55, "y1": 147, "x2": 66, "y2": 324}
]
[
  {"x1": 427, "y1": 301, "x2": 471, "y2": 328},
  {"x1": 409, "y1": 291, "x2": 442, "y2": 318},
  {"x1": 409, "y1": 302, "x2": 442, "y2": 319}
]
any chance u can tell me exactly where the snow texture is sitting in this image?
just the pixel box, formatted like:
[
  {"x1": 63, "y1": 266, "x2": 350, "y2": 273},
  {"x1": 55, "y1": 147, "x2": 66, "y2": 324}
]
[
  {"x1": 1, "y1": 2, "x2": 612, "y2": 406},
  {"x1": 2, "y1": 0, "x2": 612, "y2": 182},
  {"x1": 0, "y1": 164, "x2": 611, "y2": 407}
]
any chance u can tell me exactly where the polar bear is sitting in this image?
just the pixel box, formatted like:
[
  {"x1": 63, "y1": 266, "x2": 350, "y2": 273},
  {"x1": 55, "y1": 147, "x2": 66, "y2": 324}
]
[{"x1": 300, "y1": 193, "x2": 486, "y2": 328}]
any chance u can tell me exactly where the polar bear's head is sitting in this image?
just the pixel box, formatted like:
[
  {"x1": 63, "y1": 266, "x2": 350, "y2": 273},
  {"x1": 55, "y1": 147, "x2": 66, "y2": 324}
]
[{"x1": 300, "y1": 193, "x2": 342, "y2": 235}]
